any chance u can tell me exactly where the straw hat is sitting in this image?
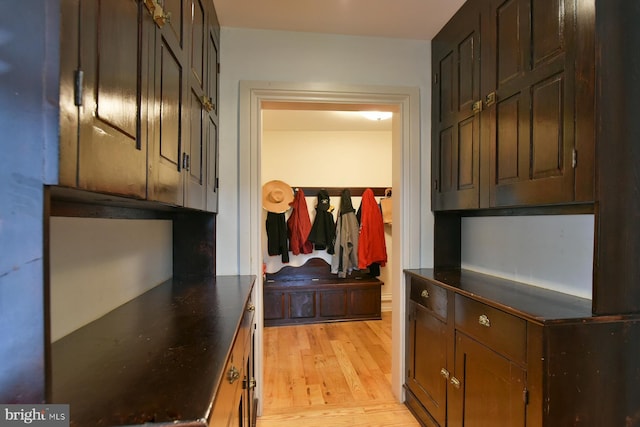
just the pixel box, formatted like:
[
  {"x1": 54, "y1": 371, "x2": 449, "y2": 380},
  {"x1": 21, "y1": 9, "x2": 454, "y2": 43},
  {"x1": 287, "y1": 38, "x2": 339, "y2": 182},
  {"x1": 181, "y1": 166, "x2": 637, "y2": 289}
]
[{"x1": 262, "y1": 180, "x2": 294, "y2": 213}]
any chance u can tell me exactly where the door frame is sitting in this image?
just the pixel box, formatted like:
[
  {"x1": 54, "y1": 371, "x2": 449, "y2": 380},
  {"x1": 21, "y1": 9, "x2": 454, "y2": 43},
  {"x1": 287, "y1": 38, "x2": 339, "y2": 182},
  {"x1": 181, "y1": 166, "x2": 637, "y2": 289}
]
[{"x1": 238, "y1": 80, "x2": 423, "y2": 414}]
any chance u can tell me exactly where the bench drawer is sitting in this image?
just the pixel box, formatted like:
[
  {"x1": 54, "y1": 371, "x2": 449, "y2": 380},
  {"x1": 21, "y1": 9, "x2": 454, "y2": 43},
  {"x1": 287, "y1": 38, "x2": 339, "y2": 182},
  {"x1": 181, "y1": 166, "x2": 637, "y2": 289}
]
[{"x1": 454, "y1": 294, "x2": 526, "y2": 364}]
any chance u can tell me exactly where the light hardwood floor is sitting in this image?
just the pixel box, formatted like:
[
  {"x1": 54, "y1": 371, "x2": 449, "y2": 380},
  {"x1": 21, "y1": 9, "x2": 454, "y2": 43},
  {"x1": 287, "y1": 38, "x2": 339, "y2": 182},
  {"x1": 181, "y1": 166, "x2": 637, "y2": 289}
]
[{"x1": 256, "y1": 312, "x2": 421, "y2": 427}]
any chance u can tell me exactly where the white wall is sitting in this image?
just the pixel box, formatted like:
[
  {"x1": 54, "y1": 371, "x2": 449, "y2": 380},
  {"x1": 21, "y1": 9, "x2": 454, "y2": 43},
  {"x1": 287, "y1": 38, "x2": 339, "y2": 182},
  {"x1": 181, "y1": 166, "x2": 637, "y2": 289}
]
[
  {"x1": 49, "y1": 218, "x2": 172, "y2": 341},
  {"x1": 262, "y1": 130, "x2": 392, "y2": 189},
  {"x1": 462, "y1": 215, "x2": 594, "y2": 298},
  {"x1": 218, "y1": 28, "x2": 432, "y2": 274}
]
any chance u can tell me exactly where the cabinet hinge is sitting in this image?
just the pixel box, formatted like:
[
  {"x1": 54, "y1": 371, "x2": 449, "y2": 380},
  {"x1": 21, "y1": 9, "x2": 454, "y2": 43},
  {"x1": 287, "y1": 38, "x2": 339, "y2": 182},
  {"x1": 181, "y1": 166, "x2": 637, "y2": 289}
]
[
  {"x1": 74, "y1": 69, "x2": 84, "y2": 106},
  {"x1": 433, "y1": 73, "x2": 439, "y2": 85},
  {"x1": 217, "y1": 62, "x2": 220, "y2": 74},
  {"x1": 572, "y1": 148, "x2": 577, "y2": 168},
  {"x1": 182, "y1": 152, "x2": 190, "y2": 171},
  {"x1": 523, "y1": 387, "x2": 529, "y2": 405},
  {"x1": 215, "y1": 177, "x2": 219, "y2": 189}
]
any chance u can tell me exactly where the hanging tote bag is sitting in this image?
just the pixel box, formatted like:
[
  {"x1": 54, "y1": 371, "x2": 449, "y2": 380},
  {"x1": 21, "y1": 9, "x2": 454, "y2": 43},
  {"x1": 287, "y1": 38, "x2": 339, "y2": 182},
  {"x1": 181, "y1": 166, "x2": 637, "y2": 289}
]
[{"x1": 380, "y1": 188, "x2": 392, "y2": 224}]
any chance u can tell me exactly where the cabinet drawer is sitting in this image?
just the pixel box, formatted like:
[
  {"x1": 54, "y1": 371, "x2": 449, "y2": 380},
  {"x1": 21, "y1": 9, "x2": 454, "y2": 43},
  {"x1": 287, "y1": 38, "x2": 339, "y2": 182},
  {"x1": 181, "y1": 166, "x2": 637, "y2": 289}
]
[
  {"x1": 209, "y1": 334, "x2": 243, "y2": 427},
  {"x1": 209, "y1": 298, "x2": 253, "y2": 427},
  {"x1": 454, "y1": 294, "x2": 526, "y2": 364},
  {"x1": 410, "y1": 277, "x2": 448, "y2": 320},
  {"x1": 241, "y1": 297, "x2": 255, "y2": 347}
]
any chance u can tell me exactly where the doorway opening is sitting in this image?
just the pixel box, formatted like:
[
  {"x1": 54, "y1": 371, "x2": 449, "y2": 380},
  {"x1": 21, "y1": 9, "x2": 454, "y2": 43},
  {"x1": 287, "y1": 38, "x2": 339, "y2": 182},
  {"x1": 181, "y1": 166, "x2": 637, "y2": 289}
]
[
  {"x1": 238, "y1": 81, "x2": 422, "y2": 416},
  {"x1": 260, "y1": 102, "x2": 394, "y2": 309}
]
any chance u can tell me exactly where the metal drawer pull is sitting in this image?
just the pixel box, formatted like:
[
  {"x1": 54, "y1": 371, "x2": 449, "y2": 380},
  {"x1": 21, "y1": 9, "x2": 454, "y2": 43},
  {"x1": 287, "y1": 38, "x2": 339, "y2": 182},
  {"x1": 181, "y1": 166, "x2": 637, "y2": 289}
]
[
  {"x1": 227, "y1": 365, "x2": 240, "y2": 384},
  {"x1": 485, "y1": 91, "x2": 497, "y2": 107},
  {"x1": 440, "y1": 368, "x2": 450, "y2": 379},
  {"x1": 421, "y1": 289, "x2": 430, "y2": 299},
  {"x1": 479, "y1": 314, "x2": 491, "y2": 327},
  {"x1": 450, "y1": 377, "x2": 461, "y2": 389}
]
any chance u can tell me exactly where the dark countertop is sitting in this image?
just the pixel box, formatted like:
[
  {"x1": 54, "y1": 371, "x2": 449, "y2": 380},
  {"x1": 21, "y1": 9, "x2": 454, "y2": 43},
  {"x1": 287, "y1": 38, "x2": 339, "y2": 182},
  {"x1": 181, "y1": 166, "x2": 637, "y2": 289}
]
[
  {"x1": 51, "y1": 275, "x2": 255, "y2": 426},
  {"x1": 405, "y1": 268, "x2": 597, "y2": 324}
]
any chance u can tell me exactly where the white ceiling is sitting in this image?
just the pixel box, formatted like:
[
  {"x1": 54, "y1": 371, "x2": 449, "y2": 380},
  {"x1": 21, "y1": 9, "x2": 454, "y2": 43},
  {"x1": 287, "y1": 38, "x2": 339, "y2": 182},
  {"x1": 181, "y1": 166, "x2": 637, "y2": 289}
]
[
  {"x1": 213, "y1": 0, "x2": 466, "y2": 130},
  {"x1": 211, "y1": 0, "x2": 466, "y2": 40}
]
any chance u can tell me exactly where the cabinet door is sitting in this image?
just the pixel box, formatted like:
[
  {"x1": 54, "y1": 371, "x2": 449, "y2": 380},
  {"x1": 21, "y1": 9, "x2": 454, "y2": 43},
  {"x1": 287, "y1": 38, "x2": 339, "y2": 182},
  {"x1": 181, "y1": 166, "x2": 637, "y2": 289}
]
[
  {"x1": 184, "y1": 0, "x2": 207, "y2": 210},
  {"x1": 75, "y1": 0, "x2": 151, "y2": 198},
  {"x1": 431, "y1": 0, "x2": 482, "y2": 211},
  {"x1": 205, "y1": 19, "x2": 220, "y2": 213},
  {"x1": 406, "y1": 302, "x2": 448, "y2": 426},
  {"x1": 484, "y1": 0, "x2": 578, "y2": 207},
  {"x1": 449, "y1": 333, "x2": 526, "y2": 427},
  {"x1": 149, "y1": 0, "x2": 187, "y2": 206},
  {"x1": 244, "y1": 324, "x2": 257, "y2": 427}
]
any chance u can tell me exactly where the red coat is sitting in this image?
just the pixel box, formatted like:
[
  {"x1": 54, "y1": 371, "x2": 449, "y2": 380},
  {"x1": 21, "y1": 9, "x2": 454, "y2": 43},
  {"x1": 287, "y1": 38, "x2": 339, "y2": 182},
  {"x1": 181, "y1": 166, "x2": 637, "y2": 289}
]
[
  {"x1": 287, "y1": 189, "x2": 313, "y2": 255},
  {"x1": 358, "y1": 188, "x2": 387, "y2": 269}
]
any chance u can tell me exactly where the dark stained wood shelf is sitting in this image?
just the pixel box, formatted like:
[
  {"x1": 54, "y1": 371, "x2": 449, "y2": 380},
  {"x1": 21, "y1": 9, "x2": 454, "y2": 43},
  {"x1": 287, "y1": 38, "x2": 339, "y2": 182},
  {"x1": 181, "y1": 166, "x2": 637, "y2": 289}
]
[
  {"x1": 50, "y1": 275, "x2": 255, "y2": 426},
  {"x1": 405, "y1": 268, "x2": 594, "y2": 323},
  {"x1": 293, "y1": 187, "x2": 389, "y2": 197}
]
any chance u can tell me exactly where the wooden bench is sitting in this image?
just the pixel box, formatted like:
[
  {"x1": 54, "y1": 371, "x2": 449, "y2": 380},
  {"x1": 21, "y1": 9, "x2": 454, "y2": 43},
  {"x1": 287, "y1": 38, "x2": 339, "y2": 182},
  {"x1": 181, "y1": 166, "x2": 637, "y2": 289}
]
[{"x1": 263, "y1": 258, "x2": 382, "y2": 326}]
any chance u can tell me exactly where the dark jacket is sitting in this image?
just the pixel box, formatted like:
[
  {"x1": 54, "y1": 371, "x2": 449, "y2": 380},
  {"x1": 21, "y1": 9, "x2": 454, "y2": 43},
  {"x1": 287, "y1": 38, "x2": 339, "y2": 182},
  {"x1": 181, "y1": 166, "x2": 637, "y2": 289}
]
[
  {"x1": 266, "y1": 212, "x2": 289, "y2": 263},
  {"x1": 308, "y1": 189, "x2": 335, "y2": 253}
]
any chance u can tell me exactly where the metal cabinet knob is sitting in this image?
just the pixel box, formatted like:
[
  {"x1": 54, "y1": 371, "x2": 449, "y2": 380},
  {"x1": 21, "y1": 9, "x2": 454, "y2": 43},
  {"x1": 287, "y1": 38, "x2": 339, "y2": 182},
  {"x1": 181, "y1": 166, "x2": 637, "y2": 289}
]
[
  {"x1": 440, "y1": 368, "x2": 450, "y2": 379},
  {"x1": 227, "y1": 365, "x2": 240, "y2": 384},
  {"x1": 450, "y1": 377, "x2": 461, "y2": 389},
  {"x1": 421, "y1": 289, "x2": 430, "y2": 299},
  {"x1": 154, "y1": 8, "x2": 171, "y2": 27},
  {"x1": 247, "y1": 303, "x2": 256, "y2": 312},
  {"x1": 201, "y1": 95, "x2": 215, "y2": 112},
  {"x1": 478, "y1": 314, "x2": 491, "y2": 327}
]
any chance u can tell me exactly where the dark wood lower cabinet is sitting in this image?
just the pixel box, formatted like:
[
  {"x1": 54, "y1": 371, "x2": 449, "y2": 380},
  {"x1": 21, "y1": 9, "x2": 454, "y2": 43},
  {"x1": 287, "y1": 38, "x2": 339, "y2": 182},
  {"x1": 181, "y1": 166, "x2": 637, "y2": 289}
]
[
  {"x1": 449, "y1": 333, "x2": 526, "y2": 427},
  {"x1": 50, "y1": 276, "x2": 255, "y2": 427},
  {"x1": 406, "y1": 293, "x2": 448, "y2": 426},
  {"x1": 210, "y1": 292, "x2": 256, "y2": 427},
  {"x1": 404, "y1": 269, "x2": 640, "y2": 427}
]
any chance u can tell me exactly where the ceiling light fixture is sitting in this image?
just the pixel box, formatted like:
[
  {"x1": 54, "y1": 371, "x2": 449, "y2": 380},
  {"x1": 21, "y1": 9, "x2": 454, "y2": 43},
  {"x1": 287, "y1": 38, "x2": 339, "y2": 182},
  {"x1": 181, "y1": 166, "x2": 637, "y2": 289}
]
[{"x1": 360, "y1": 111, "x2": 392, "y2": 121}]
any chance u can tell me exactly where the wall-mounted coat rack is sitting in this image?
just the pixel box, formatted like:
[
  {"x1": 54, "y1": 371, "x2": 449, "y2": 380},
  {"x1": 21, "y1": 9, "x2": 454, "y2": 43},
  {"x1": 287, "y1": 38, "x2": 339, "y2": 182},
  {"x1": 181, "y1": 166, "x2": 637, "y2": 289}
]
[{"x1": 294, "y1": 187, "x2": 389, "y2": 197}]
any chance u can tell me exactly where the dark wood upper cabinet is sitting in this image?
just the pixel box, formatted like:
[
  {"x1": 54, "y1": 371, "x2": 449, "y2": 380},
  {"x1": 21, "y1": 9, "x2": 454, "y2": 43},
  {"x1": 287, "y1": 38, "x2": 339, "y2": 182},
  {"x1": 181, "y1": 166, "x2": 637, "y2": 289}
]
[
  {"x1": 147, "y1": 0, "x2": 219, "y2": 211},
  {"x1": 185, "y1": 0, "x2": 207, "y2": 210},
  {"x1": 205, "y1": 13, "x2": 220, "y2": 213},
  {"x1": 431, "y1": 0, "x2": 482, "y2": 211},
  {"x1": 432, "y1": 0, "x2": 594, "y2": 211},
  {"x1": 485, "y1": 0, "x2": 580, "y2": 207},
  {"x1": 58, "y1": 0, "x2": 220, "y2": 212},
  {"x1": 59, "y1": 0, "x2": 153, "y2": 199},
  {"x1": 148, "y1": 0, "x2": 187, "y2": 207}
]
